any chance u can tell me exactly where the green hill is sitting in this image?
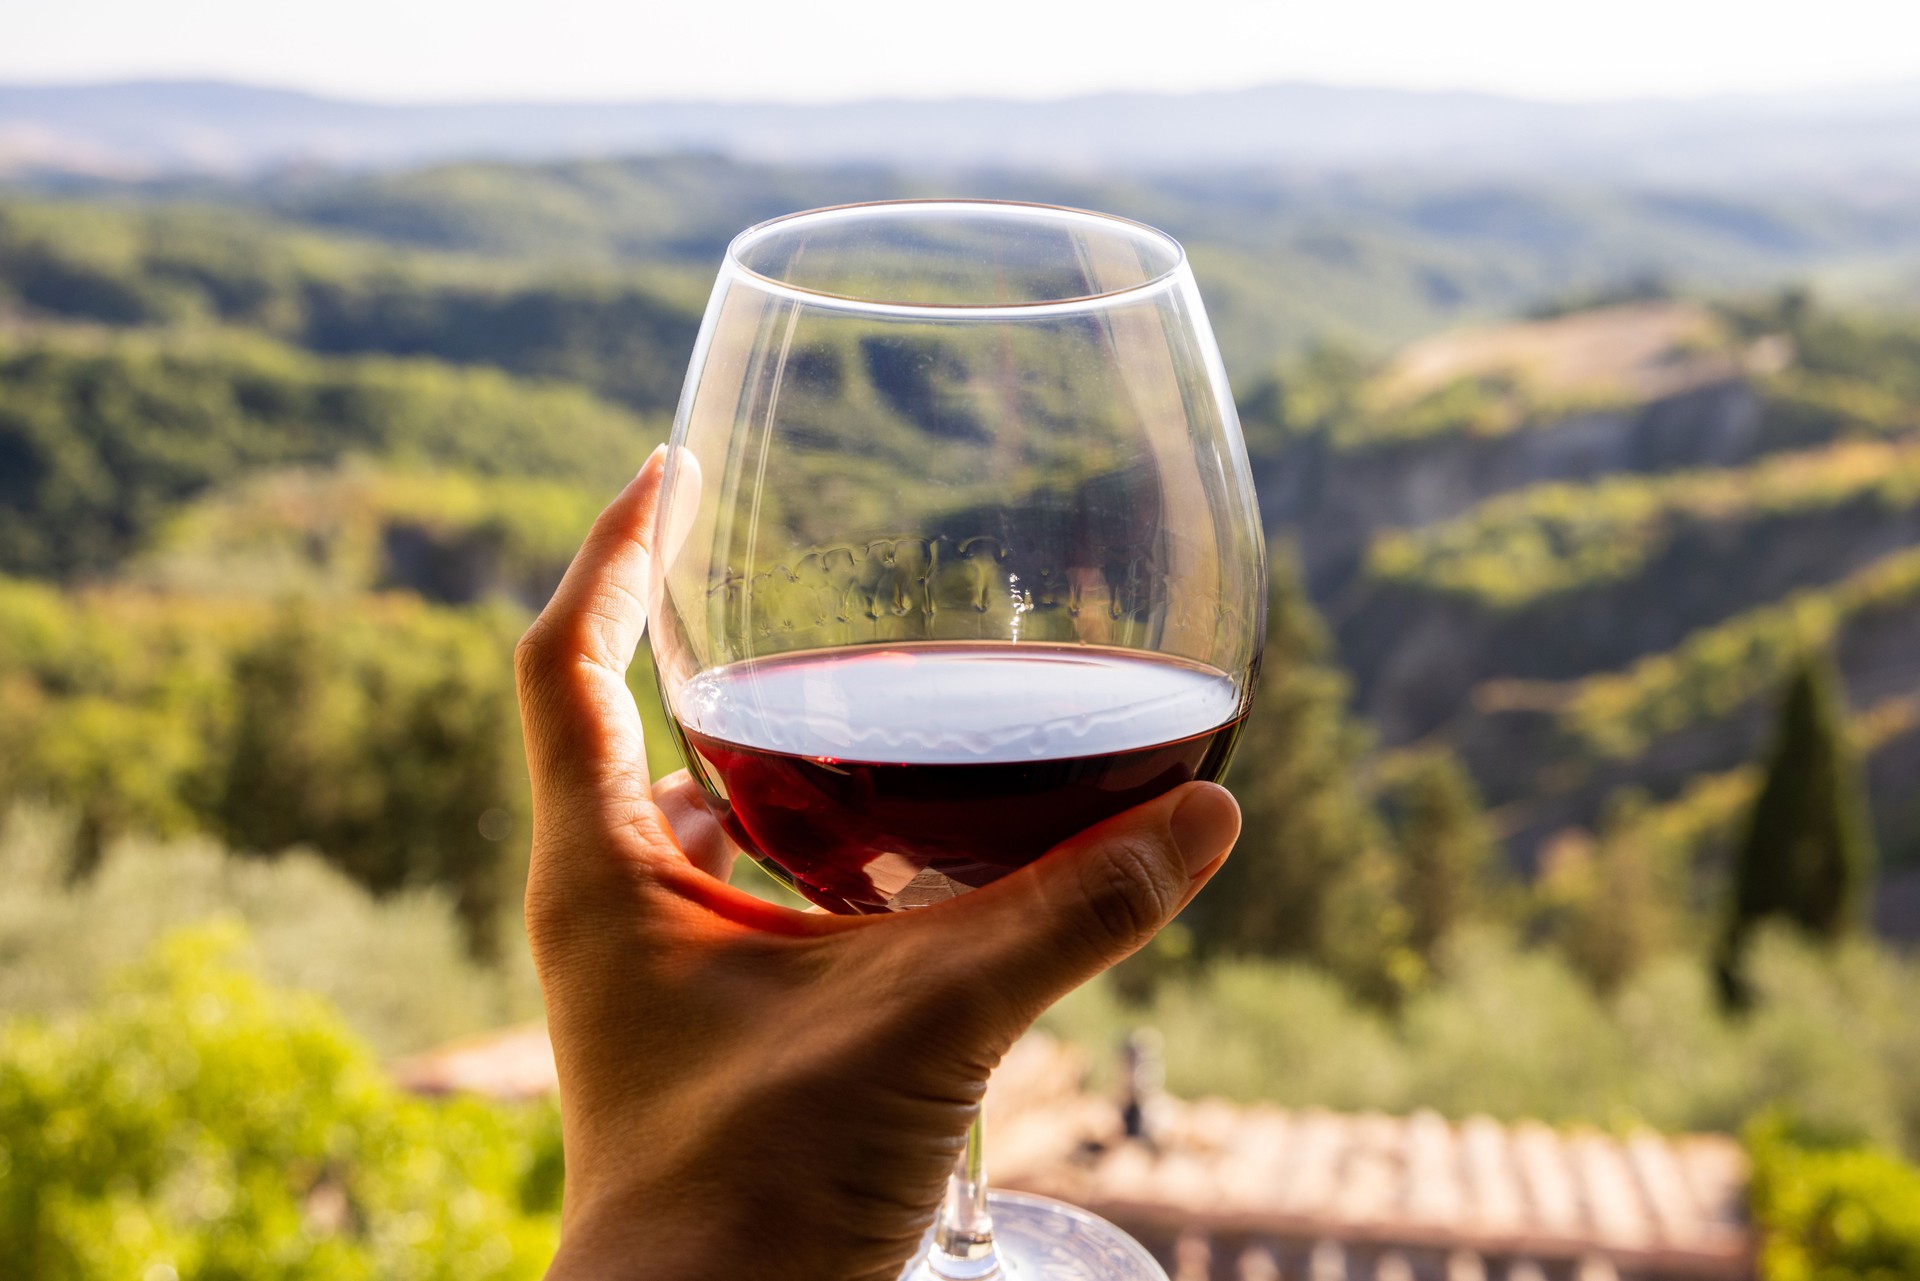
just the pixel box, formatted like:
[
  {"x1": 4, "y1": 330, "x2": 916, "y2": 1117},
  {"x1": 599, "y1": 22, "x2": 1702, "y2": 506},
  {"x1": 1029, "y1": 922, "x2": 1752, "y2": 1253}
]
[
  {"x1": 29, "y1": 154, "x2": 1920, "y2": 386},
  {"x1": 1370, "y1": 440, "x2": 1920, "y2": 610},
  {"x1": 1557, "y1": 546, "x2": 1920, "y2": 763},
  {"x1": 0, "y1": 201, "x2": 703, "y2": 412},
  {"x1": 6, "y1": 157, "x2": 1920, "y2": 950},
  {"x1": 0, "y1": 327, "x2": 662, "y2": 579},
  {"x1": 1309, "y1": 303, "x2": 1920, "y2": 897},
  {"x1": 1439, "y1": 543, "x2": 1920, "y2": 872}
]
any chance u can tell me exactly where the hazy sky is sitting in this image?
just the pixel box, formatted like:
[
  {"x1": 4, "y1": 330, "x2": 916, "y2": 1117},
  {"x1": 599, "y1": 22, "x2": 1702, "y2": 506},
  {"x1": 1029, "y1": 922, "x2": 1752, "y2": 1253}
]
[{"x1": 7, "y1": 0, "x2": 1920, "y2": 104}]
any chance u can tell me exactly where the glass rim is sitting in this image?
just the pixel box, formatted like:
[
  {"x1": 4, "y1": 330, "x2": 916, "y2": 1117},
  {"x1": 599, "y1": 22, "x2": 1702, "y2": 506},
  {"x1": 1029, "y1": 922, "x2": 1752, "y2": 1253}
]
[{"x1": 723, "y1": 198, "x2": 1189, "y2": 318}]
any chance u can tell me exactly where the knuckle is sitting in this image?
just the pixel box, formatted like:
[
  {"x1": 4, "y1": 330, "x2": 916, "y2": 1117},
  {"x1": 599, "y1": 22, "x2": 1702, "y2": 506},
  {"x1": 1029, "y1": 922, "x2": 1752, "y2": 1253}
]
[{"x1": 1075, "y1": 836, "x2": 1180, "y2": 954}]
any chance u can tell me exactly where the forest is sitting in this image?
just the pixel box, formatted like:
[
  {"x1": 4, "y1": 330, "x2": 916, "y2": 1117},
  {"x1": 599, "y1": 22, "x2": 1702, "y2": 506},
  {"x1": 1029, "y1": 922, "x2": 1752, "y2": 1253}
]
[{"x1": 3, "y1": 157, "x2": 1920, "y2": 1277}]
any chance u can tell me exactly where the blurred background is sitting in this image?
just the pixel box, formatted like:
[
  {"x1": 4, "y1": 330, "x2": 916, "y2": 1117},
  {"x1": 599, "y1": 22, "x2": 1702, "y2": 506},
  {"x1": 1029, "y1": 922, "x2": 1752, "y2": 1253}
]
[{"x1": 5, "y1": 2, "x2": 1920, "y2": 1277}]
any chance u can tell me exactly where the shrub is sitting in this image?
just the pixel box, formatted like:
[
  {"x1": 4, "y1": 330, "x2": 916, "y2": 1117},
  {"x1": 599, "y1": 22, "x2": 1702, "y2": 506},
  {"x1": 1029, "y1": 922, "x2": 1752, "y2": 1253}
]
[
  {"x1": 1749, "y1": 1117, "x2": 1920, "y2": 1281},
  {"x1": 1535, "y1": 792, "x2": 1687, "y2": 996},
  {"x1": 0, "y1": 807, "x2": 542, "y2": 1058},
  {"x1": 0, "y1": 926, "x2": 561, "y2": 1280}
]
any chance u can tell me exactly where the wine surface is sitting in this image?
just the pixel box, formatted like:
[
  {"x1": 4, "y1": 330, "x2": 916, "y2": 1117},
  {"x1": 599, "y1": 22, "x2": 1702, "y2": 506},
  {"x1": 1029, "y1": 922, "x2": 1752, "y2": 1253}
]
[{"x1": 673, "y1": 642, "x2": 1247, "y2": 913}]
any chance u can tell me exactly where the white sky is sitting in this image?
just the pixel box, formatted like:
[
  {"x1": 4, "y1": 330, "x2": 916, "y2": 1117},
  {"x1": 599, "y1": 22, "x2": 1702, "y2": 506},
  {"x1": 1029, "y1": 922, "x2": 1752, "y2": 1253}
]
[{"x1": 5, "y1": 0, "x2": 1920, "y2": 104}]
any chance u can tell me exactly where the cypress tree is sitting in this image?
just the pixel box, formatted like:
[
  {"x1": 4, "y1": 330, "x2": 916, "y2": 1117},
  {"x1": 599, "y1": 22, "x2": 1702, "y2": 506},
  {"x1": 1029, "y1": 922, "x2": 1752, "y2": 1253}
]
[{"x1": 1715, "y1": 652, "x2": 1876, "y2": 1007}]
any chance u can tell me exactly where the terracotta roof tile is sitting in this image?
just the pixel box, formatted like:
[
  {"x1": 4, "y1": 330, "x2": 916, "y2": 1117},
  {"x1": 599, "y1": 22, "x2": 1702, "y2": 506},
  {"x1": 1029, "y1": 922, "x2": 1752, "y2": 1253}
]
[
  {"x1": 1405, "y1": 1109, "x2": 1464, "y2": 1226},
  {"x1": 1460, "y1": 1114, "x2": 1528, "y2": 1234},
  {"x1": 1511, "y1": 1120, "x2": 1584, "y2": 1235},
  {"x1": 1277, "y1": 1109, "x2": 1349, "y2": 1217},
  {"x1": 1569, "y1": 1130, "x2": 1654, "y2": 1247},
  {"x1": 984, "y1": 1035, "x2": 1753, "y2": 1279},
  {"x1": 1626, "y1": 1129, "x2": 1705, "y2": 1244}
]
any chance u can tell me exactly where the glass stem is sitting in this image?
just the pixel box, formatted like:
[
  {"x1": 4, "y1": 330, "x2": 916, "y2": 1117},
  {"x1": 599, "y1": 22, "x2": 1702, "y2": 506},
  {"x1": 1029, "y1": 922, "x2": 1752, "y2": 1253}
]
[{"x1": 929, "y1": 1111, "x2": 999, "y2": 1278}]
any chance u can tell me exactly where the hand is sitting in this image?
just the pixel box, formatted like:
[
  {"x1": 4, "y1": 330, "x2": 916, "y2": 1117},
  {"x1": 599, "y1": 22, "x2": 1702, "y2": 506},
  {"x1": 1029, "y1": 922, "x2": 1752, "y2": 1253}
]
[{"x1": 516, "y1": 448, "x2": 1242, "y2": 1281}]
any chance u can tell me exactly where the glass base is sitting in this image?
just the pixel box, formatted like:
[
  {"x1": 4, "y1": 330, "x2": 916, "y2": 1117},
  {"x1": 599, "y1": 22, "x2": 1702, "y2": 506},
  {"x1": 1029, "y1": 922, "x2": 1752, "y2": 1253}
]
[{"x1": 898, "y1": 1190, "x2": 1169, "y2": 1281}]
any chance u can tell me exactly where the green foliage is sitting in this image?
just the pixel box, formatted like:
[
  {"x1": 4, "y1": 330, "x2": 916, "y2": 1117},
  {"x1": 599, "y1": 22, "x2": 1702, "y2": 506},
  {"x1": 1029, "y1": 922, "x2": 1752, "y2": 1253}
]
[
  {"x1": 1762, "y1": 370, "x2": 1920, "y2": 448},
  {"x1": 1369, "y1": 441, "x2": 1920, "y2": 610},
  {"x1": 1234, "y1": 342, "x2": 1375, "y2": 456},
  {"x1": 1562, "y1": 544, "x2": 1920, "y2": 760},
  {"x1": 1191, "y1": 553, "x2": 1517, "y2": 1004},
  {"x1": 0, "y1": 581, "x2": 530, "y2": 944},
  {"x1": 217, "y1": 601, "x2": 527, "y2": 954},
  {"x1": 0, "y1": 807, "x2": 540, "y2": 1058},
  {"x1": 1788, "y1": 310, "x2": 1920, "y2": 403},
  {"x1": 0, "y1": 199, "x2": 703, "y2": 412},
  {"x1": 0, "y1": 576, "x2": 250, "y2": 850},
  {"x1": 1617, "y1": 766, "x2": 1763, "y2": 860},
  {"x1": 1045, "y1": 958, "x2": 1411, "y2": 1112},
  {"x1": 132, "y1": 464, "x2": 605, "y2": 605},
  {"x1": 1380, "y1": 748, "x2": 1496, "y2": 973},
  {"x1": 260, "y1": 158, "x2": 1476, "y2": 384},
  {"x1": 0, "y1": 567, "x2": 686, "y2": 938},
  {"x1": 1192, "y1": 547, "x2": 1413, "y2": 1002},
  {"x1": 0, "y1": 926, "x2": 560, "y2": 1280},
  {"x1": 1240, "y1": 354, "x2": 1633, "y2": 458},
  {"x1": 1535, "y1": 793, "x2": 1685, "y2": 996},
  {"x1": 1750, "y1": 1116, "x2": 1920, "y2": 1281},
  {"x1": 1334, "y1": 372, "x2": 1605, "y2": 449},
  {"x1": 1044, "y1": 926, "x2": 1920, "y2": 1153},
  {"x1": 1718, "y1": 654, "x2": 1878, "y2": 1006},
  {"x1": 0, "y1": 328, "x2": 661, "y2": 578},
  {"x1": 1367, "y1": 372, "x2": 1528, "y2": 443}
]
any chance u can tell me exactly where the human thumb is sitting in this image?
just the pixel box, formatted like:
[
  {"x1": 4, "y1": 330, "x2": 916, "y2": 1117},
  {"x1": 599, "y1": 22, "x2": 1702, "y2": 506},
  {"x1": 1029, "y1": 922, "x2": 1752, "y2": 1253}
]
[{"x1": 898, "y1": 782, "x2": 1241, "y2": 1041}]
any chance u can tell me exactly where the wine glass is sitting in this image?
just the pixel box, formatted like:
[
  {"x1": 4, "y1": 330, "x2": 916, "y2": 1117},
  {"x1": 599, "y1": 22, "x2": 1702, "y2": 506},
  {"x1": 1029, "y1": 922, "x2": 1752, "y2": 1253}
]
[{"x1": 647, "y1": 200, "x2": 1264, "y2": 1281}]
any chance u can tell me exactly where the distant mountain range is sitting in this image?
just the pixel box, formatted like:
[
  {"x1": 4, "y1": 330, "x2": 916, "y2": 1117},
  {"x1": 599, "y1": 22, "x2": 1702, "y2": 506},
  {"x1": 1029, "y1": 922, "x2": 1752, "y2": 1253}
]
[{"x1": 6, "y1": 78, "x2": 1920, "y2": 190}]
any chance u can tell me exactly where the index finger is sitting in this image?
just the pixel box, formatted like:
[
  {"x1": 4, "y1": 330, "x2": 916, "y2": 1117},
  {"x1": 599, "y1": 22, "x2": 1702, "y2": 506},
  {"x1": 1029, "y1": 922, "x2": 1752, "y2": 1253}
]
[{"x1": 515, "y1": 446, "x2": 666, "y2": 820}]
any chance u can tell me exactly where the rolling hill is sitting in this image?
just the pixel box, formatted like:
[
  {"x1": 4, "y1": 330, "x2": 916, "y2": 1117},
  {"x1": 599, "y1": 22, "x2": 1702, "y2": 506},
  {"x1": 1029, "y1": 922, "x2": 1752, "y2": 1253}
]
[
  {"x1": 1285, "y1": 301, "x2": 1920, "y2": 902},
  {"x1": 4, "y1": 154, "x2": 1920, "y2": 941},
  {"x1": 13, "y1": 152, "x2": 1920, "y2": 385}
]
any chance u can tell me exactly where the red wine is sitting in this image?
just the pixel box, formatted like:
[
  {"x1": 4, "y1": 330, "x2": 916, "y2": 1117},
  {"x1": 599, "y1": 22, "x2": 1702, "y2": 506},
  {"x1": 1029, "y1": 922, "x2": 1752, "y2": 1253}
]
[{"x1": 672, "y1": 642, "x2": 1247, "y2": 914}]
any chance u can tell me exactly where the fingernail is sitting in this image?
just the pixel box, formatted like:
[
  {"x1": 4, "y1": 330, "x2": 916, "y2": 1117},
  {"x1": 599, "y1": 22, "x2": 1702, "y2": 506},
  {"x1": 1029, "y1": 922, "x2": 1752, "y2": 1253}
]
[
  {"x1": 1169, "y1": 784, "x2": 1241, "y2": 877},
  {"x1": 639, "y1": 444, "x2": 666, "y2": 477}
]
